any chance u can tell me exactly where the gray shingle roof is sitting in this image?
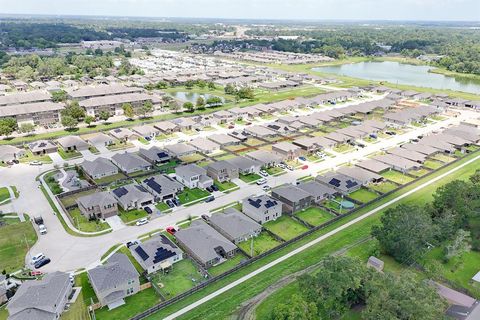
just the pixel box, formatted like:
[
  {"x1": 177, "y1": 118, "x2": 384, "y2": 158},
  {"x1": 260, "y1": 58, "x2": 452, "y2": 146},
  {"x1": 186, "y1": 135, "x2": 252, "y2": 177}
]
[
  {"x1": 209, "y1": 208, "x2": 261, "y2": 241},
  {"x1": 88, "y1": 253, "x2": 139, "y2": 293},
  {"x1": 81, "y1": 158, "x2": 118, "y2": 177},
  {"x1": 130, "y1": 234, "x2": 183, "y2": 270}
]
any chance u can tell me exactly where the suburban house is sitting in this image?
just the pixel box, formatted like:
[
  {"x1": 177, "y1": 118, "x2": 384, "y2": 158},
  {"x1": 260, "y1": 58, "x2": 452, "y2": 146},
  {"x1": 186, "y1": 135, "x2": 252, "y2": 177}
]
[
  {"x1": 293, "y1": 136, "x2": 335, "y2": 153},
  {"x1": 165, "y1": 143, "x2": 197, "y2": 158},
  {"x1": 271, "y1": 184, "x2": 313, "y2": 214},
  {"x1": 88, "y1": 253, "x2": 140, "y2": 308},
  {"x1": 272, "y1": 142, "x2": 304, "y2": 161},
  {"x1": 242, "y1": 194, "x2": 283, "y2": 224},
  {"x1": 401, "y1": 142, "x2": 439, "y2": 156},
  {"x1": 112, "y1": 184, "x2": 155, "y2": 210},
  {"x1": 206, "y1": 160, "x2": 239, "y2": 182},
  {"x1": 84, "y1": 132, "x2": 115, "y2": 147},
  {"x1": 76, "y1": 191, "x2": 118, "y2": 219},
  {"x1": 316, "y1": 172, "x2": 362, "y2": 194},
  {"x1": 111, "y1": 152, "x2": 152, "y2": 174},
  {"x1": 6, "y1": 272, "x2": 72, "y2": 320},
  {"x1": 208, "y1": 208, "x2": 262, "y2": 244},
  {"x1": 109, "y1": 128, "x2": 137, "y2": 141},
  {"x1": 175, "y1": 164, "x2": 213, "y2": 189},
  {"x1": 175, "y1": 220, "x2": 238, "y2": 268},
  {"x1": 244, "y1": 125, "x2": 276, "y2": 138},
  {"x1": 0, "y1": 145, "x2": 25, "y2": 163},
  {"x1": 212, "y1": 110, "x2": 234, "y2": 123},
  {"x1": 142, "y1": 174, "x2": 183, "y2": 201},
  {"x1": 246, "y1": 149, "x2": 283, "y2": 168},
  {"x1": 337, "y1": 166, "x2": 384, "y2": 185},
  {"x1": 153, "y1": 121, "x2": 178, "y2": 134},
  {"x1": 188, "y1": 137, "x2": 221, "y2": 154},
  {"x1": 130, "y1": 234, "x2": 183, "y2": 274},
  {"x1": 56, "y1": 136, "x2": 89, "y2": 151},
  {"x1": 80, "y1": 158, "x2": 119, "y2": 180},
  {"x1": 373, "y1": 154, "x2": 420, "y2": 172},
  {"x1": 387, "y1": 147, "x2": 427, "y2": 163},
  {"x1": 132, "y1": 125, "x2": 159, "y2": 139},
  {"x1": 355, "y1": 159, "x2": 391, "y2": 174},
  {"x1": 138, "y1": 146, "x2": 171, "y2": 164},
  {"x1": 297, "y1": 181, "x2": 337, "y2": 203},
  {"x1": 207, "y1": 133, "x2": 241, "y2": 146},
  {"x1": 226, "y1": 156, "x2": 262, "y2": 175},
  {"x1": 28, "y1": 140, "x2": 57, "y2": 155}
]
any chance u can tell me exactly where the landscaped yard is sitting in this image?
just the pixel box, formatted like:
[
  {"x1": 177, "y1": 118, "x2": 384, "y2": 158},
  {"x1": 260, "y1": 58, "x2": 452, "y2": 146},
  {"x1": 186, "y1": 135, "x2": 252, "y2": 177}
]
[
  {"x1": 59, "y1": 189, "x2": 97, "y2": 208},
  {"x1": 209, "y1": 253, "x2": 248, "y2": 276},
  {"x1": 156, "y1": 133, "x2": 177, "y2": 141},
  {"x1": 44, "y1": 171, "x2": 64, "y2": 195},
  {"x1": 295, "y1": 207, "x2": 335, "y2": 226},
  {"x1": 105, "y1": 141, "x2": 134, "y2": 151},
  {"x1": 423, "y1": 159, "x2": 444, "y2": 170},
  {"x1": 0, "y1": 187, "x2": 11, "y2": 203},
  {"x1": 324, "y1": 198, "x2": 355, "y2": 214},
  {"x1": 237, "y1": 232, "x2": 282, "y2": 257},
  {"x1": 381, "y1": 170, "x2": 414, "y2": 185},
  {"x1": 432, "y1": 153, "x2": 456, "y2": 163},
  {"x1": 179, "y1": 153, "x2": 205, "y2": 163},
  {"x1": 367, "y1": 181, "x2": 399, "y2": 194},
  {"x1": 94, "y1": 173, "x2": 127, "y2": 185},
  {"x1": 239, "y1": 173, "x2": 262, "y2": 183},
  {"x1": 333, "y1": 143, "x2": 354, "y2": 153},
  {"x1": 155, "y1": 202, "x2": 171, "y2": 212},
  {"x1": 57, "y1": 147, "x2": 82, "y2": 160},
  {"x1": 177, "y1": 188, "x2": 210, "y2": 205},
  {"x1": 348, "y1": 188, "x2": 379, "y2": 203},
  {"x1": 150, "y1": 258, "x2": 204, "y2": 299},
  {"x1": 68, "y1": 208, "x2": 110, "y2": 233},
  {"x1": 19, "y1": 150, "x2": 52, "y2": 164},
  {"x1": 409, "y1": 168, "x2": 431, "y2": 177},
  {"x1": 264, "y1": 216, "x2": 310, "y2": 241},
  {"x1": 265, "y1": 166, "x2": 285, "y2": 176},
  {"x1": 119, "y1": 208, "x2": 148, "y2": 223},
  {"x1": 0, "y1": 216, "x2": 37, "y2": 273},
  {"x1": 214, "y1": 180, "x2": 238, "y2": 192},
  {"x1": 245, "y1": 138, "x2": 264, "y2": 147}
]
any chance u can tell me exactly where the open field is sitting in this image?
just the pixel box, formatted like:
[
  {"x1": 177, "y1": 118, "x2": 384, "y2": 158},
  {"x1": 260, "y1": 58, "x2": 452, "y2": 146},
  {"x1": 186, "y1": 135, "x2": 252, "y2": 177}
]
[
  {"x1": 68, "y1": 208, "x2": 110, "y2": 233},
  {"x1": 264, "y1": 216, "x2": 310, "y2": 241},
  {"x1": 119, "y1": 208, "x2": 148, "y2": 223},
  {"x1": 295, "y1": 207, "x2": 335, "y2": 226},
  {"x1": 237, "y1": 232, "x2": 283, "y2": 257},
  {"x1": 177, "y1": 188, "x2": 210, "y2": 205},
  {"x1": 151, "y1": 259, "x2": 204, "y2": 299},
  {"x1": 239, "y1": 173, "x2": 261, "y2": 183},
  {"x1": 380, "y1": 170, "x2": 414, "y2": 185},
  {"x1": 0, "y1": 216, "x2": 37, "y2": 273}
]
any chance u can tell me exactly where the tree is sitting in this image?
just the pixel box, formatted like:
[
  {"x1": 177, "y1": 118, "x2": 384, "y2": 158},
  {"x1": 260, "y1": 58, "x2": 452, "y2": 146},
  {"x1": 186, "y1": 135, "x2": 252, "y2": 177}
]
[
  {"x1": 0, "y1": 117, "x2": 17, "y2": 137},
  {"x1": 98, "y1": 111, "x2": 110, "y2": 123},
  {"x1": 61, "y1": 101, "x2": 85, "y2": 121},
  {"x1": 169, "y1": 101, "x2": 181, "y2": 113},
  {"x1": 185, "y1": 80, "x2": 195, "y2": 89},
  {"x1": 207, "y1": 81, "x2": 216, "y2": 90},
  {"x1": 372, "y1": 204, "x2": 435, "y2": 264},
  {"x1": 183, "y1": 102, "x2": 195, "y2": 112},
  {"x1": 122, "y1": 103, "x2": 135, "y2": 119},
  {"x1": 196, "y1": 96, "x2": 205, "y2": 109},
  {"x1": 156, "y1": 81, "x2": 168, "y2": 89},
  {"x1": 271, "y1": 294, "x2": 319, "y2": 320},
  {"x1": 19, "y1": 123, "x2": 35, "y2": 133},
  {"x1": 51, "y1": 90, "x2": 67, "y2": 102},
  {"x1": 363, "y1": 272, "x2": 447, "y2": 320},
  {"x1": 61, "y1": 115, "x2": 78, "y2": 129},
  {"x1": 237, "y1": 87, "x2": 255, "y2": 100},
  {"x1": 224, "y1": 83, "x2": 236, "y2": 95},
  {"x1": 300, "y1": 256, "x2": 368, "y2": 318},
  {"x1": 84, "y1": 115, "x2": 95, "y2": 127},
  {"x1": 139, "y1": 101, "x2": 154, "y2": 118},
  {"x1": 444, "y1": 229, "x2": 471, "y2": 261}
]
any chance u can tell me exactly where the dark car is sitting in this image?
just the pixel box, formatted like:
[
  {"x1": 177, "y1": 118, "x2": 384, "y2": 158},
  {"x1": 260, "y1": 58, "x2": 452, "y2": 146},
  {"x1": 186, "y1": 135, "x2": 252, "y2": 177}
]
[
  {"x1": 144, "y1": 207, "x2": 153, "y2": 214},
  {"x1": 211, "y1": 184, "x2": 219, "y2": 192},
  {"x1": 173, "y1": 198, "x2": 180, "y2": 206},
  {"x1": 166, "y1": 199, "x2": 175, "y2": 208},
  {"x1": 34, "y1": 257, "x2": 51, "y2": 269},
  {"x1": 201, "y1": 214, "x2": 210, "y2": 221},
  {"x1": 206, "y1": 186, "x2": 214, "y2": 192},
  {"x1": 205, "y1": 196, "x2": 215, "y2": 203}
]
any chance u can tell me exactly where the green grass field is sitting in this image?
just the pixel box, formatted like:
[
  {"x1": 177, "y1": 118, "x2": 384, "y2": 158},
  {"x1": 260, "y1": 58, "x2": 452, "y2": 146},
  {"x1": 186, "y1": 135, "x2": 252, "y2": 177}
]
[
  {"x1": 151, "y1": 259, "x2": 204, "y2": 299},
  {"x1": 295, "y1": 207, "x2": 335, "y2": 226},
  {"x1": 423, "y1": 159, "x2": 444, "y2": 170},
  {"x1": 265, "y1": 166, "x2": 284, "y2": 175},
  {"x1": 95, "y1": 288, "x2": 160, "y2": 320},
  {"x1": 119, "y1": 208, "x2": 148, "y2": 223},
  {"x1": 239, "y1": 173, "x2": 262, "y2": 183},
  {"x1": 264, "y1": 216, "x2": 310, "y2": 241},
  {"x1": 348, "y1": 188, "x2": 379, "y2": 203},
  {"x1": 381, "y1": 170, "x2": 414, "y2": 185},
  {"x1": 209, "y1": 253, "x2": 248, "y2": 276},
  {"x1": 333, "y1": 144, "x2": 354, "y2": 153},
  {"x1": 0, "y1": 187, "x2": 11, "y2": 203},
  {"x1": 18, "y1": 150, "x2": 53, "y2": 164},
  {"x1": 367, "y1": 181, "x2": 398, "y2": 194},
  {"x1": 214, "y1": 180, "x2": 238, "y2": 192},
  {"x1": 177, "y1": 188, "x2": 210, "y2": 205},
  {"x1": 68, "y1": 208, "x2": 110, "y2": 233},
  {"x1": 0, "y1": 216, "x2": 37, "y2": 273},
  {"x1": 409, "y1": 168, "x2": 431, "y2": 177},
  {"x1": 237, "y1": 232, "x2": 283, "y2": 257},
  {"x1": 432, "y1": 153, "x2": 456, "y2": 163},
  {"x1": 94, "y1": 173, "x2": 128, "y2": 185},
  {"x1": 58, "y1": 147, "x2": 82, "y2": 160}
]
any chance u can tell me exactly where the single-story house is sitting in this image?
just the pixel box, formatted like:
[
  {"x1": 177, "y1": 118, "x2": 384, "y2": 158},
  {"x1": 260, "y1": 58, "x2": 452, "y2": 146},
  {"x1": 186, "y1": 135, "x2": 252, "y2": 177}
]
[
  {"x1": 138, "y1": 146, "x2": 171, "y2": 164},
  {"x1": 81, "y1": 157, "x2": 118, "y2": 180},
  {"x1": 175, "y1": 220, "x2": 238, "y2": 268},
  {"x1": 56, "y1": 136, "x2": 89, "y2": 151},
  {"x1": 0, "y1": 145, "x2": 25, "y2": 163},
  {"x1": 337, "y1": 166, "x2": 383, "y2": 185},
  {"x1": 208, "y1": 133, "x2": 241, "y2": 146},
  {"x1": 132, "y1": 125, "x2": 158, "y2": 139},
  {"x1": 387, "y1": 147, "x2": 427, "y2": 163},
  {"x1": 77, "y1": 191, "x2": 118, "y2": 219},
  {"x1": 112, "y1": 184, "x2": 155, "y2": 210},
  {"x1": 242, "y1": 194, "x2": 283, "y2": 224},
  {"x1": 355, "y1": 159, "x2": 390, "y2": 174},
  {"x1": 188, "y1": 137, "x2": 221, "y2": 154},
  {"x1": 84, "y1": 132, "x2": 115, "y2": 147},
  {"x1": 111, "y1": 152, "x2": 152, "y2": 174},
  {"x1": 28, "y1": 140, "x2": 57, "y2": 155},
  {"x1": 109, "y1": 128, "x2": 137, "y2": 141},
  {"x1": 130, "y1": 234, "x2": 183, "y2": 274},
  {"x1": 297, "y1": 181, "x2": 337, "y2": 203},
  {"x1": 88, "y1": 253, "x2": 140, "y2": 308},
  {"x1": 316, "y1": 172, "x2": 362, "y2": 194},
  {"x1": 373, "y1": 154, "x2": 421, "y2": 172},
  {"x1": 244, "y1": 125, "x2": 276, "y2": 138},
  {"x1": 208, "y1": 208, "x2": 262, "y2": 244},
  {"x1": 401, "y1": 143, "x2": 439, "y2": 156},
  {"x1": 165, "y1": 143, "x2": 197, "y2": 158},
  {"x1": 293, "y1": 136, "x2": 335, "y2": 153},
  {"x1": 153, "y1": 121, "x2": 178, "y2": 134}
]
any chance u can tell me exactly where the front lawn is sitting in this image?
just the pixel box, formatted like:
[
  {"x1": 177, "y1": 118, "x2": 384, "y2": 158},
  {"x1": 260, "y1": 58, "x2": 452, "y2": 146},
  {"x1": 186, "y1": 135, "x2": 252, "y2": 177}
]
[
  {"x1": 333, "y1": 144, "x2": 354, "y2": 153},
  {"x1": 237, "y1": 232, "x2": 282, "y2": 257},
  {"x1": 0, "y1": 216, "x2": 37, "y2": 273},
  {"x1": 19, "y1": 150, "x2": 52, "y2": 164},
  {"x1": 105, "y1": 141, "x2": 134, "y2": 151},
  {"x1": 119, "y1": 208, "x2": 148, "y2": 223},
  {"x1": 209, "y1": 253, "x2": 248, "y2": 276},
  {"x1": 239, "y1": 173, "x2": 262, "y2": 183},
  {"x1": 155, "y1": 202, "x2": 171, "y2": 212},
  {"x1": 295, "y1": 207, "x2": 336, "y2": 226},
  {"x1": 57, "y1": 147, "x2": 82, "y2": 160},
  {"x1": 151, "y1": 259, "x2": 204, "y2": 299},
  {"x1": 177, "y1": 188, "x2": 210, "y2": 205},
  {"x1": 68, "y1": 208, "x2": 110, "y2": 233},
  {"x1": 94, "y1": 288, "x2": 160, "y2": 320},
  {"x1": 348, "y1": 188, "x2": 379, "y2": 203},
  {"x1": 381, "y1": 170, "x2": 414, "y2": 185},
  {"x1": 0, "y1": 187, "x2": 11, "y2": 203},
  {"x1": 44, "y1": 171, "x2": 63, "y2": 195},
  {"x1": 265, "y1": 166, "x2": 285, "y2": 176},
  {"x1": 264, "y1": 216, "x2": 310, "y2": 241},
  {"x1": 423, "y1": 159, "x2": 443, "y2": 170},
  {"x1": 367, "y1": 181, "x2": 398, "y2": 194},
  {"x1": 214, "y1": 180, "x2": 239, "y2": 192}
]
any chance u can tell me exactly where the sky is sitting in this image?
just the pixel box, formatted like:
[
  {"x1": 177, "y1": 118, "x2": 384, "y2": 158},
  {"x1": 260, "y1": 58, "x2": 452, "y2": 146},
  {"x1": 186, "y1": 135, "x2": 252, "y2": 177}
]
[{"x1": 0, "y1": 0, "x2": 479, "y2": 21}]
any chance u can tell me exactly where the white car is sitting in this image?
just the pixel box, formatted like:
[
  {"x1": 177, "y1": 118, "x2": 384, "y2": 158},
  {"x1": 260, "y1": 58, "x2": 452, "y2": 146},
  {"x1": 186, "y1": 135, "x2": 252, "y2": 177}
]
[
  {"x1": 287, "y1": 165, "x2": 294, "y2": 171},
  {"x1": 31, "y1": 253, "x2": 45, "y2": 265},
  {"x1": 259, "y1": 170, "x2": 269, "y2": 177},
  {"x1": 136, "y1": 218, "x2": 149, "y2": 226},
  {"x1": 38, "y1": 224, "x2": 47, "y2": 235},
  {"x1": 262, "y1": 185, "x2": 271, "y2": 191},
  {"x1": 256, "y1": 178, "x2": 267, "y2": 185},
  {"x1": 29, "y1": 160, "x2": 43, "y2": 166}
]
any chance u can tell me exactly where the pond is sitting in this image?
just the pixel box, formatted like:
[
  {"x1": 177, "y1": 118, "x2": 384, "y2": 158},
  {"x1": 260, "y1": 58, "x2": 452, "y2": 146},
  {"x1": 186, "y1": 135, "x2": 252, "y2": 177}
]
[
  {"x1": 313, "y1": 61, "x2": 480, "y2": 94},
  {"x1": 169, "y1": 91, "x2": 226, "y2": 103}
]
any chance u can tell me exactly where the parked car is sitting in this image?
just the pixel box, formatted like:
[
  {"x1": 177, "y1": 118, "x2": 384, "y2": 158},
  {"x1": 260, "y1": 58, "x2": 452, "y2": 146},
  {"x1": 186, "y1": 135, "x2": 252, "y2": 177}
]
[
  {"x1": 29, "y1": 161, "x2": 43, "y2": 166},
  {"x1": 302, "y1": 165, "x2": 309, "y2": 170},
  {"x1": 277, "y1": 163, "x2": 286, "y2": 169},
  {"x1": 211, "y1": 184, "x2": 219, "y2": 192},
  {"x1": 262, "y1": 185, "x2": 271, "y2": 191},
  {"x1": 126, "y1": 240, "x2": 140, "y2": 248},
  {"x1": 287, "y1": 165, "x2": 294, "y2": 171},
  {"x1": 31, "y1": 253, "x2": 45, "y2": 265},
  {"x1": 206, "y1": 186, "x2": 214, "y2": 192},
  {"x1": 34, "y1": 216, "x2": 44, "y2": 225},
  {"x1": 201, "y1": 214, "x2": 210, "y2": 220},
  {"x1": 30, "y1": 270, "x2": 43, "y2": 277},
  {"x1": 228, "y1": 125, "x2": 235, "y2": 129},
  {"x1": 144, "y1": 207, "x2": 153, "y2": 214},
  {"x1": 136, "y1": 218, "x2": 149, "y2": 226},
  {"x1": 256, "y1": 178, "x2": 267, "y2": 185},
  {"x1": 259, "y1": 170, "x2": 269, "y2": 177},
  {"x1": 166, "y1": 199, "x2": 175, "y2": 208},
  {"x1": 145, "y1": 136, "x2": 151, "y2": 141},
  {"x1": 173, "y1": 198, "x2": 181, "y2": 206},
  {"x1": 166, "y1": 226, "x2": 177, "y2": 235},
  {"x1": 34, "y1": 257, "x2": 51, "y2": 269},
  {"x1": 38, "y1": 224, "x2": 47, "y2": 235},
  {"x1": 357, "y1": 143, "x2": 366, "y2": 148},
  {"x1": 205, "y1": 196, "x2": 215, "y2": 203}
]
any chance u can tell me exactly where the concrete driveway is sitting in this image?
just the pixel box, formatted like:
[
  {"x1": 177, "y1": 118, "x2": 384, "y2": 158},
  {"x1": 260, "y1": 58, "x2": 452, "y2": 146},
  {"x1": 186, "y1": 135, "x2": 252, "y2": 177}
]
[{"x1": 105, "y1": 216, "x2": 126, "y2": 231}]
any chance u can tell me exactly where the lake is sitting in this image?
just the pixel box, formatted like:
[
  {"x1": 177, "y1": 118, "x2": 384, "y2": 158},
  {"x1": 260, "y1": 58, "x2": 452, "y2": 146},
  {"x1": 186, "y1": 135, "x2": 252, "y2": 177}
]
[
  {"x1": 313, "y1": 61, "x2": 480, "y2": 94},
  {"x1": 169, "y1": 91, "x2": 226, "y2": 103}
]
